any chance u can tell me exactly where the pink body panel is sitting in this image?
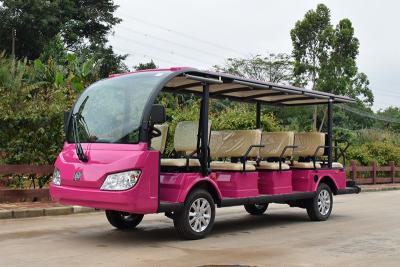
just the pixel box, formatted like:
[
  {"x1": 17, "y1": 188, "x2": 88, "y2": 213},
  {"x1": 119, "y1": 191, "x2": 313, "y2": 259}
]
[
  {"x1": 291, "y1": 169, "x2": 346, "y2": 192},
  {"x1": 258, "y1": 171, "x2": 293, "y2": 195},
  {"x1": 160, "y1": 173, "x2": 222, "y2": 203},
  {"x1": 50, "y1": 142, "x2": 160, "y2": 214},
  {"x1": 51, "y1": 141, "x2": 347, "y2": 214},
  {"x1": 215, "y1": 172, "x2": 259, "y2": 198}
]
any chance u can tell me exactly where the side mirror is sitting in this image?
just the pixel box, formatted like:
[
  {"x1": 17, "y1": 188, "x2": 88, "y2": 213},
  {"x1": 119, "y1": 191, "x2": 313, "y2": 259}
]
[
  {"x1": 150, "y1": 104, "x2": 166, "y2": 124},
  {"x1": 64, "y1": 110, "x2": 71, "y2": 135}
]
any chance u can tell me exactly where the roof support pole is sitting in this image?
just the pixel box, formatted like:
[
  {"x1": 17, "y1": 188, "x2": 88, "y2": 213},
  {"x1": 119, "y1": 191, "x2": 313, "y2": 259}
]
[
  {"x1": 200, "y1": 83, "x2": 210, "y2": 176},
  {"x1": 327, "y1": 99, "x2": 333, "y2": 168},
  {"x1": 256, "y1": 102, "x2": 261, "y2": 129}
]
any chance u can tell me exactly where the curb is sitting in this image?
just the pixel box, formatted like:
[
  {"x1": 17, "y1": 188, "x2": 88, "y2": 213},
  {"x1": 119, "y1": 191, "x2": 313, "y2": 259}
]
[
  {"x1": 360, "y1": 186, "x2": 400, "y2": 193},
  {"x1": 0, "y1": 205, "x2": 99, "y2": 220}
]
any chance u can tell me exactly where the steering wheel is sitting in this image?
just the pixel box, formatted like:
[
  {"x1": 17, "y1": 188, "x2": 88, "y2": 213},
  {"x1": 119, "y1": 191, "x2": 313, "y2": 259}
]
[{"x1": 149, "y1": 125, "x2": 162, "y2": 138}]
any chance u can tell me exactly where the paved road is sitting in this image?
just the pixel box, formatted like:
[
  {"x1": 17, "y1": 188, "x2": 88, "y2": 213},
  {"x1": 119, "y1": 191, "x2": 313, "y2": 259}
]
[{"x1": 1, "y1": 191, "x2": 399, "y2": 267}]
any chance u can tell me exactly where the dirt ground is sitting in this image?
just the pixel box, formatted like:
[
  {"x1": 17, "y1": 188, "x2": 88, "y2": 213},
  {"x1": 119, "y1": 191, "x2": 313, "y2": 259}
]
[{"x1": 1, "y1": 190, "x2": 399, "y2": 267}]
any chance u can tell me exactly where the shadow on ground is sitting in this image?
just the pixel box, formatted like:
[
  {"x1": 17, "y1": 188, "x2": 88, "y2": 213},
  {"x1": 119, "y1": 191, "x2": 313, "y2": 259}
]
[{"x1": 72, "y1": 211, "x2": 348, "y2": 246}]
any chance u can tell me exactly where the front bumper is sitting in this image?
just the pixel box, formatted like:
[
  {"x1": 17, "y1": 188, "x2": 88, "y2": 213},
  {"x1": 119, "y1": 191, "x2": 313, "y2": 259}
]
[
  {"x1": 337, "y1": 181, "x2": 361, "y2": 195},
  {"x1": 49, "y1": 184, "x2": 158, "y2": 214}
]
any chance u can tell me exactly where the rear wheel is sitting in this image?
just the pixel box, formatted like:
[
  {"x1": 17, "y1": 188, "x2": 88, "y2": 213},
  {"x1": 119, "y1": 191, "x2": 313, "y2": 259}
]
[
  {"x1": 306, "y1": 183, "x2": 333, "y2": 221},
  {"x1": 105, "y1": 210, "x2": 144, "y2": 230},
  {"x1": 244, "y1": 203, "x2": 269, "y2": 215},
  {"x1": 173, "y1": 189, "x2": 215, "y2": 240}
]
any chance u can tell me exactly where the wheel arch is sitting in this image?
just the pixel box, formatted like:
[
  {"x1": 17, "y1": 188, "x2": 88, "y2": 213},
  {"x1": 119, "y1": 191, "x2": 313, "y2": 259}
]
[
  {"x1": 182, "y1": 179, "x2": 222, "y2": 206},
  {"x1": 318, "y1": 176, "x2": 339, "y2": 195}
]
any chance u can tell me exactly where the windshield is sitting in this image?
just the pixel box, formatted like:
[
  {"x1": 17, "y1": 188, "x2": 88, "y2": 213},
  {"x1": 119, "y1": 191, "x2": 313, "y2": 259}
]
[{"x1": 67, "y1": 71, "x2": 171, "y2": 144}]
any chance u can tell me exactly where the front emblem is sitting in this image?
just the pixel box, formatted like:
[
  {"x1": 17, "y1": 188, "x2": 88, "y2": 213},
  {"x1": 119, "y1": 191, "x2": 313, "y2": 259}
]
[{"x1": 73, "y1": 171, "x2": 82, "y2": 181}]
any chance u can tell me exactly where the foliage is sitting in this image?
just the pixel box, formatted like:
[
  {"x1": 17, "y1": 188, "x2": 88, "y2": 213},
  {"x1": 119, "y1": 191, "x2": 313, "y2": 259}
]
[
  {"x1": 375, "y1": 106, "x2": 400, "y2": 132},
  {"x1": 0, "y1": 53, "x2": 100, "y2": 164},
  {"x1": 214, "y1": 54, "x2": 293, "y2": 84},
  {"x1": 290, "y1": 4, "x2": 373, "y2": 130},
  {"x1": 347, "y1": 141, "x2": 400, "y2": 166},
  {"x1": 134, "y1": 60, "x2": 157, "y2": 71},
  {"x1": 0, "y1": 0, "x2": 127, "y2": 77}
]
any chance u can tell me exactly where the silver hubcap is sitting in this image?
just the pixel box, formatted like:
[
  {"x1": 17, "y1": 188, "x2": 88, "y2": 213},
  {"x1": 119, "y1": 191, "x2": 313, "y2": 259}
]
[
  {"x1": 318, "y1": 189, "x2": 331, "y2": 216},
  {"x1": 189, "y1": 198, "x2": 211, "y2": 233}
]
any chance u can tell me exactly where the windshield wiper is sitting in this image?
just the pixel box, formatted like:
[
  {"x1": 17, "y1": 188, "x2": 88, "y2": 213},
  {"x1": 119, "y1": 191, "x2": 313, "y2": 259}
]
[{"x1": 72, "y1": 113, "x2": 88, "y2": 162}]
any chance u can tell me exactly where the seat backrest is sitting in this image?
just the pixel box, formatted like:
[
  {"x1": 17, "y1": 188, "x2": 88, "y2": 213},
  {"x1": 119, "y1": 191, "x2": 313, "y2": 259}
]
[
  {"x1": 210, "y1": 130, "x2": 262, "y2": 158},
  {"x1": 293, "y1": 132, "x2": 326, "y2": 157},
  {"x1": 151, "y1": 123, "x2": 169, "y2": 154},
  {"x1": 174, "y1": 121, "x2": 211, "y2": 154},
  {"x1": 260, "y1": 131, "x2": 294, "y2": 158}
]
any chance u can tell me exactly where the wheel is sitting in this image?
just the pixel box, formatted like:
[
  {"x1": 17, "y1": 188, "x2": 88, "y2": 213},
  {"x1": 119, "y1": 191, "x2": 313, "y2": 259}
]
[
  {"x1": 244, "y1": 203, "x2": 269, "y2": 215},
  {"x1": 105, "y1": 210, "x2": 144, "y2": 230},
  {"x1": 173, "y1": 189, "x2": 215, "y2": 240},
  {"x1": 306, "y1": 183, "x2": 333, "y2": 221}
]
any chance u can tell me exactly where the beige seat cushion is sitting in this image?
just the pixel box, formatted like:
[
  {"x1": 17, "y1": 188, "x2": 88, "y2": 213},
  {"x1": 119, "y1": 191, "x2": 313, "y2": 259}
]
[
  {"x1": 260, "y1": 131, "x2": 294, "y2": 158},
  {"x1": 257, "y1": 161, "x2": 290, "y2": 170},
  {"x1": 332, "y1": 162, "x2": 343, "y2": 168},
  {"x1": 316, "y1": 162, "x2": 344, "y2": 169},
  {"x1": 210, "y1": 161, "x2": 256, "y2": 171},
  {"x1": 161, "y1": 158, "x2": 201, "y2": 167},
  {"x1": 293, "y1": 132, "x2": 326, "y2": 157},
  {"x1": 292, "y1": 162, "x2": 321, "y2": 169},
  {"x1": 151, "y1": 123, "x2": 169, "y2": 153},
  {"x1": 174, "y1": 121, "x2": 211, "y2": 154},
  {"x1": 210, "y1": 130, "x2": 262, "y2": 158},
  {"x1": 160, "y1": 121, "x2": 211, "y2": 168}
]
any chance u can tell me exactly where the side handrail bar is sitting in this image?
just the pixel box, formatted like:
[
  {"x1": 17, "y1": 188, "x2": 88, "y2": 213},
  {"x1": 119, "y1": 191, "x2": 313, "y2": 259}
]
[
  {"x1": 312, "y1": 145, "x2": 337, "y2": 169},
  {"x1": 242, "y1": 145, "x2": 265, "y2": 172},
  {"x1": 279, "y1": 145, "x2": 298, "y2": 171}
]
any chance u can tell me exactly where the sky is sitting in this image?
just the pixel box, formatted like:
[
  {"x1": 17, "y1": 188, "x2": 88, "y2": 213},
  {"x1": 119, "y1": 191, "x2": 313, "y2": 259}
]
[{"x1": 109, "y1": 0, "x2": 400, "y2": 111}]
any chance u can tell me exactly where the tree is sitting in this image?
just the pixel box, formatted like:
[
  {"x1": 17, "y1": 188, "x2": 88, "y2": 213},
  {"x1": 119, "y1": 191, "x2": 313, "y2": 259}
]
[
  {"x1": 214, "y1": 54, "x2": 292, "y2": 84},
  {"x1": 134, "y1": 60, "x2": 157, "y2": 71},
  {"x1": 291, "y1": 4, "x2": 373, "y2": 130},
  {"x1": 0, "y1": 0, "x2": 127, "y2": 77},
  {"x1": 376, "y1": 107, "x2": 400, "y2": 132}
]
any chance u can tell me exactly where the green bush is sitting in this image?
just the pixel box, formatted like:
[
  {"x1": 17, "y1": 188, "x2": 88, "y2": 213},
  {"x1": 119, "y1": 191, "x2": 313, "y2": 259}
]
[
  {"x1": 347, "y1": 141, "x2": 400, "y2": 166},
  {"x1": 0, "y1": 53, "x2": 100, "y2": 164}
]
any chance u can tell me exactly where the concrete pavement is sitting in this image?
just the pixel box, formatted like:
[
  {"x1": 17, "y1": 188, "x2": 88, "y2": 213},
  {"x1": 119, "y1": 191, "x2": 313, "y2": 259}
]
[{"x1": 0, "y1": 191, "x2": 399, "y2": 267}]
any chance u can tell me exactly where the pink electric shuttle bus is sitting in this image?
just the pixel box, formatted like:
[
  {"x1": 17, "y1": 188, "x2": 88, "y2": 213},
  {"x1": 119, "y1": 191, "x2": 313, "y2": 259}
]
[{"x1": 50, "y1": 67, "x2": 360, "y2": 239}]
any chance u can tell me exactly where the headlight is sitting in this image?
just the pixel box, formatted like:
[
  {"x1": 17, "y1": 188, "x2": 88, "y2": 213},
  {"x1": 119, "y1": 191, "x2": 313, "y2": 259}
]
[
  {"x1": 52, "y1": 168, "x2": 61, "y2": 186},
  {"x1": 100, "y1": 170, "x2": 141, "y2": 191}
]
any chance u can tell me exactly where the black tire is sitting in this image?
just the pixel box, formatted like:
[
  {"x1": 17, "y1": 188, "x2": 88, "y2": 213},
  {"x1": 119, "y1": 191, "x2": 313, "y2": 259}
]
[
  {"x1": 244, "y1": 203, "x2": 269, "y2": 215},
  {"x1": 173, "y1": 189, "x2": 215, "y2": 240},
  {"x1": 306, "y1": 183, "x2": 333, "y2": 221},
  {"x1": 105, "y1": 210, "x2": 144, "y2": 230}
]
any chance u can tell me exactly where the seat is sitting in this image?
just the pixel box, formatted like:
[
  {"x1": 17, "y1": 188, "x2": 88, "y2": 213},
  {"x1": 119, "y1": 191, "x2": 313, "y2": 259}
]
[
  {"x1": 292, "y1": 132, "x2": 325, "y2": 169},
  {"x1": 151, "y1": 123, "x2": 169, "y2": 153},
  {"x1": 258, "y1": 131, "x2": 294, "y2": 170},
  {"x1": 160, "y1": 158, "x2": 201, "y2": 167},
  {"x1": 210, "y1": 130, "x2": 261, "y2": 171},
  {"x1": 210, "y1": 161, "x2": 256, "y2": 171},
  {"x1": 160, "y1": 121, "x2": 211, "y2": 168}
]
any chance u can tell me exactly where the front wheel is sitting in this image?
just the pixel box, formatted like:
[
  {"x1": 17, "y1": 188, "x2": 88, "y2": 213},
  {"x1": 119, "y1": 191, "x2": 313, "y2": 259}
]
[
  {"x1": 173, "y1": 189, "x2": 215, "y2": 240},
  {"x1": 244, "y1": 203, "x2": 269, "y2": 215},
  {"x1": 105, "y1": 210, "x2": 144, "y2": 230},
  {"x1": 306, "y1": 183, "x2": 333, "y2": 221}
]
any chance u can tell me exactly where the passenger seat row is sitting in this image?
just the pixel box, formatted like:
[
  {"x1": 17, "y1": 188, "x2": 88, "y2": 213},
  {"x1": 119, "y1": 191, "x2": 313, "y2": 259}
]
[{"x1": 151, "y1": 121, "x2": 343, "y2": 171}]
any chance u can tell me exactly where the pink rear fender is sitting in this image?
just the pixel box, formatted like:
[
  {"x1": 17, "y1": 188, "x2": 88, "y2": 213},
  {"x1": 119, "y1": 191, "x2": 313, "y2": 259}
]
[
  {"x1": 314, "y1": 169, "x2": 346, "y2": 192},
  {"x1": 50, "y1": 142, "x2": 160, "y2": 214}
]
